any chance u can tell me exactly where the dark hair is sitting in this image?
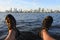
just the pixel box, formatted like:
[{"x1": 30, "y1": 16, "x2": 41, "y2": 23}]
[
  {"x1": 5, "y1": 14, "x2": 16, "y2": 25},
  {"x1": 42, "y1": 16, "x2": 53, "y2": 29}
]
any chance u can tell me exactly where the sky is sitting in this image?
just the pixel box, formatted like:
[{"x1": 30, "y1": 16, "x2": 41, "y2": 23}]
[{"x1": 0, "y1": 0, "x2": 60, "y2": 11}]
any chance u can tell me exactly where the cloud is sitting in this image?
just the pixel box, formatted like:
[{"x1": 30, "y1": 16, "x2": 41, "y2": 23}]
[{"x1": 0, "y1": 0, "x2": 60, "y2": 11}]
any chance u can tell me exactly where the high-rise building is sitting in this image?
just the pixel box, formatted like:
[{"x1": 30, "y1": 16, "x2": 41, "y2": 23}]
[
  {"x1": 20, "y1": 9, "x2": 23, "y2": 13},
  {"x1": 42, "y1": 8, "x2": 44, "y2": 12},
  {"x1": 9, "y1": 8, "x2": 12, "y2": 12},
  {"x1": 18, "y1": 9, "x2": 22, "y2": 13},
  {"x1": 13, "y1": 8, "x2": 18, "y2": 13},
  {"x1": 38, "y1": 8, "x2": 41, "y2": 12}
]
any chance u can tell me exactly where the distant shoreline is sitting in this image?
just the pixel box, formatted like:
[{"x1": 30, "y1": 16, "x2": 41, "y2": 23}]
[{"x1": 0, "y1": 12, "x2": 60, "y2": 13}]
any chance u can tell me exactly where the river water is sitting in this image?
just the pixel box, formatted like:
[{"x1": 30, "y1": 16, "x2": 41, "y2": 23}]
[{"x1": 0, "y1": 13, "x2": 60, "y2": 40}]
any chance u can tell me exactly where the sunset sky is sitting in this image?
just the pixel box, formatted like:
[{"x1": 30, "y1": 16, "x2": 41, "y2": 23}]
[{"x1": 0, "y1": 0, "x2": 60, "y2": 11}]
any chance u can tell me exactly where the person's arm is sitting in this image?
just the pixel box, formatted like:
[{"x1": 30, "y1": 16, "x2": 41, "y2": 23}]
[
  {"x1": 42, "y1": 30, "x2": 55, "y2": 40},
  {"x1": 5, "y1": 30, "x2": 16, "y2": 40}
]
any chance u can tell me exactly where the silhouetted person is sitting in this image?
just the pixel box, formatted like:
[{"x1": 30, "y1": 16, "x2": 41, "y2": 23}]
[
  {"x1": 39, "y1": 16, "x2": 55, "y2": 40},
  {"x1": 5, "y1": 14, "x2": 20, "y2": 40},
  {"x1": 5, "y1": 14, "x2": 38, "y2": 40}
]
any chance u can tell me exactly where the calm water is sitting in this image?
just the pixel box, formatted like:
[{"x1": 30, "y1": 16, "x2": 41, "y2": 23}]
[{"x1": 0, "y1": 13, "x2": 60, "y2": 40}]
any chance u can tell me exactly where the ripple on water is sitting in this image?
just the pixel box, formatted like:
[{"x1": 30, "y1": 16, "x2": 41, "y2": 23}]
[{"x1": 0, "y1": 13, "x2": 60, "y2": 40}]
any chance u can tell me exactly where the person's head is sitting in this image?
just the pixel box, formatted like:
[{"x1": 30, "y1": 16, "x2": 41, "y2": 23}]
[
  {"x1": 42, "y1": 16, "x2": 53, "y2": 29},
  {"x1": 5, "y1": 14, "x2": 16, "y2": 30}
]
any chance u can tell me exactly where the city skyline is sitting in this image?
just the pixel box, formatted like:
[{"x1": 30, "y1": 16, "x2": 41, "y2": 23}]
[{"x1": 0, "y1": 0, "x2": 60, "y2": 11}]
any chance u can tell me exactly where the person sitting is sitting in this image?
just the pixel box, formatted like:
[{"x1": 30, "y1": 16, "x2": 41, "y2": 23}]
[
  {"x1": 5, "y1": 14, "x2": 20, "y2": 40},
  {"x1": 39, "y1": 16, "x2": 56, "y2": 40},
  {"x1": 5, "y1": 14, "x2": 38, "y2": 40}
]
